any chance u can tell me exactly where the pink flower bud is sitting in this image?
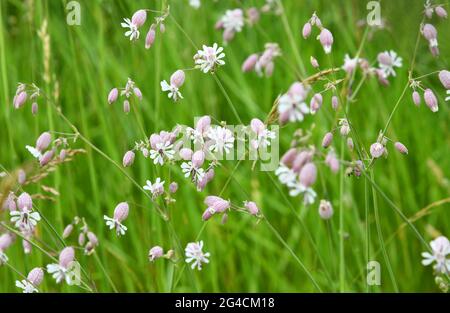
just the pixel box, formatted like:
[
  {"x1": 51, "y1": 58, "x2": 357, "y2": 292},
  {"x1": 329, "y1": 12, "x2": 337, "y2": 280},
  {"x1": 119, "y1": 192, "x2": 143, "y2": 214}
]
[
  {"x1": 36, "y1": 132, "x2": 52, "y2": 152},
  {"x1": 114, "y1": 202, "x2": 129, "y2": 222},
  {"x1": 122, "y1": 150, "x2": 135, "y2": 167},
  {"x1": 31, "y1": 102, "x2": 38, "y2": 115},
  {"x1": 202, "y1": 208, "x2": 214, "y2": 221},
  {"x1": 325, "y1": 152, "x2": 339, "y2": 173},
  {"x1": 412, "y1": 91, "x2": 421, "y2": 106},
  {"x1": 59, "y1": 247, "x2": 75, "y2": 268},
  {"x1": 438, "y1": 70, "x2": 450, "y2": 89},
  {"x1": 302, "y1": 22, "x2": 312, "y2": 39},
  {"x1": 123, "y1": 100, "x2": 130, "y2": 113},
  {"x1": 223, "y1": 28, "x2": 235, "y2": 43},
  {"x1": 265, "y1": 61, "x2": 274, "y2": 77},
  {"x1": 108, "y1": 88, "x2": 119, "y2": 104},
  {"x1": 78, "y1": 233, "x2": 85, "y2": 246},
  {"x1": 246, "y1": 7, "x2": 260, "y2": 25},
  {"x1": 0, "y1": 233, "x2": 14, "y2": 250},
  {"x1": 206, "y1": 168, "x2": 215, "y2": 182},
  {"x1": 347, "y1": 138, "x2": 354, "y2": 151},
  {"x1": 40, "y1": 150, "x2": 54, "y2": 167},
  {"x1": 212, "y1": 199, "x2": 230, "y2": 213},
  {"x1": 145, "y1": 29, "x2": 156, "y2": 49},
  {"x1": 27, "y1": 268, "x2": 44, "y2": 286},
  {"x1": 318, "y1": 200, "x2": 333, "y2": 220},
  {"x1": 331, "y1": 96, "x2": 339, "y2": 110},
  {"x1": 170, "y1": 70, "x2": 185, "y2": 88},
  {"x1": 131, "y1": 9, "x2": 147, "y2": 28},
  {"x1": 244, "y1": 201, "x2": 259, "y2": 215},
  {"x1": 3, "y1": 193, "x2": 16, "y2": 212},
  {"x1": 133, "y1": 87, "x2": 143, "y2": 101},
  {"x1": 14, "y1": 91, "x2": 27, "y2": 109},
  {"x1": 242, "y1": 54, "x2": 259, "y2": 72},
  {"x1": 310, "y1": 93, "x2": 323, "y2": 113},
  {"x1": 17, "y1": 192, "x2": 32, "y2": 211},
  {"x1": 149, "y1": 134, "x2": 162, "y2": 150},
  {"x1": 62, "y1": 224, "x2": 74, "y2": 239},
  {"x1": 149, "y1": 246, "x2": 164, "y2": 261},
  {"x1": 292, "y1": 151, "x2": 312, "y2": 173},
  {"x1": 195, "y1": 116, "x2": 211, "y2": 134},
  {"x1": 422, "y1": 24, "x2": 437, "y2": 41},
  {"x1": 204, "y1": 195, "x2": 224, "y2": 207},
  {"x1": 370, "y1": 142, "x2": 384, "y2": 158},
  {"x1": 87, "y1": 232, "x2": 98, "y2": 246},
  {"x1": 59, "y1": 149, "x2": 67, "y2": 161},
  {"x1": 319, "y1": 28, "x2": 333, "y2": 54},
  {"x1": 179, "y1": 148, "x2": 193, "y2": 161},
  {"x1": 250, "y1": 118, "x2": 265, "y2": 134},
  {"x1": 280, "y1": 148, "x2": 297, "y2": 166},
  {"x1": 299, "y1": 163, "x2": 317, "y2": 187},
  {"x1": 310, "y1": 56, "x2": 319, "y2": 68},
  {"x1": 424, "y1": 88, "x2": 438, "y2": 112},
  {"x1": 394, "y1": 142, "x2": 408, "y2": 155},
  {"x1": 23, "y1": 238, "x2": 32, "y2": 254},
  {"x1": 435, "y1": 6, "x2": 447, "y2": 18},
  {"x1": 322, "y1": 132, "x2": 333, "y2": 148},
  {"x1": 191, "y1": 150, "x2": 205, "y2": 168},
  {"x1": 169, "y1": 182, "x2": 178, "y2": 193},
  {"x1": 17, "y1": 169, "x2": 26, "y2": 185}
]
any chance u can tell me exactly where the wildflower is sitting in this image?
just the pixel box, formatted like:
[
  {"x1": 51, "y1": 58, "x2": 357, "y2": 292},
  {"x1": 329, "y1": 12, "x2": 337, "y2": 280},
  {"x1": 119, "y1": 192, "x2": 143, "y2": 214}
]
[
  {"x1": 104, "y1": 202, "x2": 129, "y2": 236},
  {"x1": 377, "y1": 50, "x2": 402, "y2": 78},
  {"x1": 143, "y1": 178, "x2": 165, "y2": 198},
  {"x1": 185, "y1": 241, "x2": 210, "y2": 270},
  {"x1": 219, "y1": 9, "x2": 244, "y2": 43},
  {"x1": 202, "y1": 196, "x2": 230, "y2": 221},
  {"x1": 244, "y1": 201, "x2": 260, "y2": 216},
  {"x1": 412, "y1": 91, "x2": 421, "y2": 106},
  {"x1": 288, "y1": 181, "x2": 317, "y2": 205},
  {"x1": 0, "y1": 233, "x2": 14, "y2": 265},
  {"x1": 31, "y1": 102, "x2": 38, "y2": 115},
  {"x1": 249, "y1": 118, "x2": 276, "y2": 149},
  {"x1": 149, "y1": 246, "x2": 164, "y2": 262},
  {"x1": 47, "y1": 247, "x2": 76, "y2": 284},
  {"x1": 319, "y1": 28, "x2": 333, "y2": 54},
  {"x1": 122, "y1": 150, "x2": 135, "y2": 167},
  {"x1": 246, "y1": 7, "x2": 260, "y2": 25},
  {"x1": 370, "y1": 142, "x2": 385, "y2": 158},
  {"x1": 394, "y1": 142, "x2": 408, "y2": 155},
  {"x1": 424, "y1": 88, "x2": 439, "y2": 112},
  {"x1": 131, "y1": 9, "x2": 147, "y2": 28},
  {"x1": 62, "y1": 224, "x2": 74, "y2": 239},
  {"x1": 194, "y1": 43, "x2": 225, "y2": 73},
  {"x1": 280, "y1": 148, "x2": 298, "y2": 167},
  {"x1": 10, "y1": 193, "x2": 40, "y2": 232},
  {"x1": 207, "y1": 126, "x2": 235, "y2": 154},
  {"x1": 59, "y1": 149, "x2": 67, "y2": 161},
  {"x1": 160, "y1": 70, "x2": 185, "y2": 101},
  {"x1": 36, "y1": 131, "x2": 52, "y2": 152},
  {"x1": 169, "y1": 182, "x2": 178, "y2": 193},
  {"x1": 302, "y1": 22, "x2": 312, "y2": 39},
  {"x1": 145, "y1": 28, "x2": 156, "y2": 49},
  {"x1": 17, "y1": 169, "x2": 26, "y2": 185},
  {"x1": 14, "y1": 91, "x2": 28, "y2": 109},
  {"x1": 422, "y1": 24, "x2": 439, "y2": 56},
  {"x1": 310, "y1": 93, "x2": 323, "y2": 114},
  {"x1": 435, "y1": 6, "x2": 447, "y2": 19},
  {"x1": 189, "y1": 0, "x2": 201, "y2": 9},
  {"x1": 438, "y1": 70, "x2": 450, "y2": 89},
  {"x1": 242, "y1": 54, "x2": 259, "y2": 72},
  {"x1": 275, "y1": 164, "x2": 297, "y2": 185},
  {"x1": 342, "y1": 54, "x2": 359, "y2": 74},
  {"x1": 322, "y1": 132, "x2": 333, "y2": 148},
  {"x1": 339, "y1": 119, "x2": 350, "y2": 136},
  {"x1": 278, "y1": 82, "x2": 310, "y2": 123},
  {"x1": 310, "y1": 56, "x2": 319, "y2": 68},
  {"x1": 347, "y1": 137, "x2": 354, "y2": 151},
  {"x1": 149, "y1": 140, "x2": 175, "y2": 165},
  {"x1": 108, "y1": 88, "x2": 119, "y2": 104},
  {"x1": 121, "y1": 18, "x2": 140, "y2": 41},
  {"x1": 254, "y1": 43, "x2": 281, "y2": 77},
  {"x1": 422, "y1": 236, "x2": 450, "y2": 274},
  {"x1": 16, "y1": 268, "x2": 44, "y2": 293},
  {"x1": 318, "y1": 200, "x2": 333, "y2": 220},
  {"x1": 39, "y1": 150, "x2": 54, "y2": 167},
  {"x1": 331, "y1": 96, "x2": 339, "y2": 110},
  {"x1": 325, "y1": 150, "x2": 339, "y2": 173},
  {"x1": 299, "y1": 163, "x2": 317, "y2": 187}
]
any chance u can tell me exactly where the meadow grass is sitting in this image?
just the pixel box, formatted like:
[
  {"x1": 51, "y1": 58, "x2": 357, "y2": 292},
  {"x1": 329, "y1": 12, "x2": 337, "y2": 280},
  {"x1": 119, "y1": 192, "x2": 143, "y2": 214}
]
[{"x1": 0, "y1": 0, "x2": 449, "y2": 292}]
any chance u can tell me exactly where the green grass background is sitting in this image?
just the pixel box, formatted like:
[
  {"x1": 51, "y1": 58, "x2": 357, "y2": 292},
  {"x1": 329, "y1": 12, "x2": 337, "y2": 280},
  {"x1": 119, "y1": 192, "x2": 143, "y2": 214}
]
[{"x1": 0, "y1": 0, "x2": 449, "y2": 292}]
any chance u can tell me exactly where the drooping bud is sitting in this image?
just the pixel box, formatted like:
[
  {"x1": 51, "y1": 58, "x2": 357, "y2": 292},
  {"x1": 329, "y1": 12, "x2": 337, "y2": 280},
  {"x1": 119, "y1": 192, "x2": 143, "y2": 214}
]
[
  {"x1": 250, "y1": 118, "x2": 265, "y2": 134},
  {"x1": 145, "y1": 28, "x2": 156, "y2": 49},
  {"x1": 40, "y1": 150, "x2": 54, "y2": 167},
  {"x1": 202, "y1": 208, "x2": 214, "y2": 221},
  {"x1": 435, "y1": 6, "x2": 447, "y2": 19},
  {"x1": 310, "y1": 56, "x2": 319, "y2": 68},
  {"x1": 321, "y1": 132, "x2": 333, "y2": 148},
  {"x1": 331, "y1": 96, "x2": 339, "y2": 110},
  {"x1": 242, "y1": 54, "x2": 259, "y2": 72},
  {"x1": 58, "y1": 247, "x2": 75, "y2": 268},
  {"x1": 14, "y1": 91, "x2": 27, "y2": 109},
  {"x1": 280, "y1": 148, "x2": 297, "y2": 166},
  {"x1": 302, "y1": 22, "x2": 312, "y2": 39},
  {"x1": 370, "y1": 142, "x2": 385, "y2": 158},
  {"x1": 394, "y1": 142, "x2": 408, "y2": 155},
  {"x1": 23, "y1": 239, "x2": 32, "y2": 254},
  {"x1": 133, "y1": 87, "x2": 143, "y2": 101},
  {"x1": 59, "y1": 149, "x2": 67, "y2": 161},
  {"x1": 195, "y1": 116, "x2": 211, "y2": 134},
  {"x1": 319, "y1": 28, "x2": 333, "y2": 54},
  {"x1": 0, "y1": 233, "x2": 14, "y2": 250},
  {"x1": 148, "y1": 246, "x2": 164, "y2": 261},
  {"x1": 299, "y1": 163, "x2": 317, "y2": 187},
  {"x1": 318, "y1": 200, "x2": 333, "y2": 220},
  {"x1": 17, "y1": 192, "x2": 32, "y2": 211},
  {"x1": 347, "y1": 138, "x2": 354, "y2": 151},
  {"x1": 131, "y1": 9, "x2": 147, "y2": 28},
  {"x1": 78, "y1": 233, "x2": 85, "y2": 246},
  {"x1": 179, "y1": 148, "x2": 193, "y2": 161},
  {"x1": 62, "y1": 224, "x2": 74, "y2": 239},
  {"x1": 36, "y1": 132, "x2": 52, "y2": 152},
  {"x1": 108, "y1": 88, "x2": 119, "y2": 104},
  {"x1": 170, "y1": 70, "x2": 185, "y2": 88},
  {"x1": 244, "y1": 201, "x2": 259, "y2": 216},
  {"x1": 113, "y1": 202, "x2": 129, "y2": 222},
  {"x1": 438, "y1": 70, "x2": 450, "y2": 89},
  {"x1": 27, "y1": 268, "x2": 44, "y2": 286},
  {"x1": 122, "y1": 150, "x2": 135, "y2": 167},
  {"x1": 87, "y1": 232, "x2": 98, "y2": 246},
  {"x1": 310, "y1": 93, "x2": 323, "y2": 114},
  {"x1": 17, "y1": 169, "x2": 26, "y2": 185},
  {"x1": 412, "y1": 91, "x2": 421, "y2": 106},
  {"x1": 423, "y1": 88, "x2": 438, "y2": 112},
  {"x1": 191, "y1": 150, "x2": 205, "y2": 168},
  {"x1": 31, "y1": 102, "x2": 38, "y2": 115},
  {"x1": 169, "y1": 182, "x2": 178, "y2": 193}
]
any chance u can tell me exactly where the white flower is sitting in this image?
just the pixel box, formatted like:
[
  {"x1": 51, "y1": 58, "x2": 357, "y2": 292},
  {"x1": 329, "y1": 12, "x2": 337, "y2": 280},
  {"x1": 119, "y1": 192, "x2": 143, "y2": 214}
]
[
  {"x1": 181, "y1": 162, "x2": 205, "y2": 182},
  {"x1": 143, "y1": 177, "x2": 165, "y2": 198},
  {"x1": 16, "y1": 280, "x2": 38, "y2": 293},
  {"x1": 422, "y1": 236, "x2": 450, "y2": 274},
  {"x1": 46, "y1": 263, "x2": 75, "y2": 284},
  {"x1": 378, "y1": 50, "x2": 402, "y2": 78},
  {"x1": 207, "y1": 126, "x2": 235, "y2": 154},
  {"x1": 278, "y1": 93, "x2": 310, "y2": 122},
  {"x1": 287, "y1": 181, "x2": 317, "y2": 205},
  {"x1": 189, "y1": 0, "x2": 201, "y2": 9},
  {"x1": 121, "y1": 18, "x2": 139, "y2": 41},
  {"x1": 445, "y1": 90, "x2": 450, "y2": 102},
  {"x1": 0, "y1": 251, "x2": 8, "y2": 265},
  {"x1": 104, "y1": 216, "x2": 128, "y2": 236},
  {"x1": 150, "y1": 141, "x2": 175, "y2": 166},
  {"x1": 342, "y1": 54, "x2": 359, "y2": 74},
  {"x1": 185, "y1": 240, "x2": 210, "y2": 270},
  {"x1": 275, "y1": 164, "x2": 297, "y2": 185},
  {"x1": 160, "y1": 80, "x2": 183, "y2": 101},
  {"x1": 252, "y1": 128, "x2": 276, "y2": 149},
  {"x1": 25, "y1": 145, "x2": 42, "y2": 160},
  {"x1": 221, "y1": 9, "x2": 244, "y2": 33},
  {"x1": 194, "y1": 43, "x2": 225, "y2": 73},
  {"x1": 10, "y1": 208, "x2": 41, "y2": 231}
]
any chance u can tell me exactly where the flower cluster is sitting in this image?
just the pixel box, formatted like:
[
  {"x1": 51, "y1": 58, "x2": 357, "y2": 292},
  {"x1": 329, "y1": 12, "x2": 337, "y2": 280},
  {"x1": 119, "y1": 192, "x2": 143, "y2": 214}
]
[
  {"x1": 46, "y1": 247, "x2": 77, "y2": 284},
  {"x1": 242, "y1": 43, "x2": 281, "y2": 77},
  {"x1": 215, "y1": 9, "x2": 244, "y2": 43},
  {"x1": 302, "y1": 12, "x2": 334, "y2": 54},
  {"x1": 62, "y1": 216, "x2": 99, "y2": 255},
  {"x1": 148, "y1": 245, "x2": 174, "y2": 262},
  {"x1": 13, "y1": 83, "x2": 42, "y2": 115},
  {"x1": 107, "y1": 78, "x2": 143, "y2": 113}
]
